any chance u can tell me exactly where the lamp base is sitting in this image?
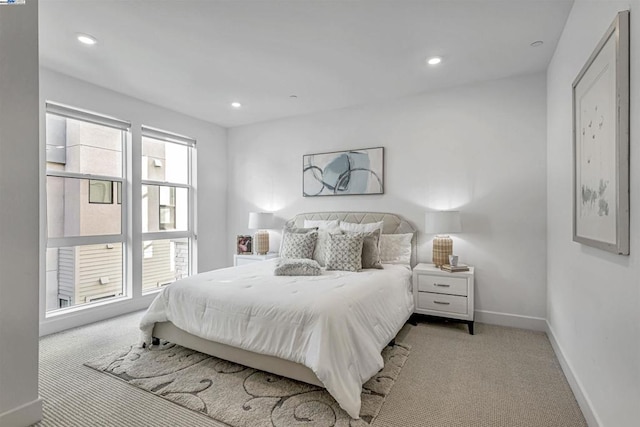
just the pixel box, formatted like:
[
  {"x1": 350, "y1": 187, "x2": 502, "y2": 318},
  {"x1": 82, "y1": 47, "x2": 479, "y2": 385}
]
[
  {"x1": 254, "y1": 230, "x2": 270, "y2": 255},
  {"x1": 432, "y1": 235, "x2": 453, "y2": 267}
]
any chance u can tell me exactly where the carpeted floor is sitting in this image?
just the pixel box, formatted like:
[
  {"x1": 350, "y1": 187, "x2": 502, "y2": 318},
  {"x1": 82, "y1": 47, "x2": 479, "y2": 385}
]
[
  {"x1": 35, "y1": 311, "x2": 587, "y2": 427},
  {"x1": 84, "y1": 341, "x2": 410, "y2": 426}
]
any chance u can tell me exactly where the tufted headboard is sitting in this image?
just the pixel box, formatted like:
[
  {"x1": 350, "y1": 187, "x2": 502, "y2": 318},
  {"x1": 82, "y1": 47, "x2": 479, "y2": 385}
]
[{"x1": 284, "y1": 212, "x2": 417, "y2": 266}]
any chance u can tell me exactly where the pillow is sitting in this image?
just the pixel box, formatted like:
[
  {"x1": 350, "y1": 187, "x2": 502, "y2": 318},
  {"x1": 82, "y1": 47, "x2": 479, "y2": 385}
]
[
  {"x1": 325, "y1": 233, "x2": 364, "y2": 272},
  {"x1": 339, "y1": 220, "x2": 384, "y2": 236},
  {"x1": 280, "y1": 230, "x2": 318, "y2": 260},
  {"x1": 284, "y1": 227, "x2": 317, "y2": 234},
  {"x1": 379, "y1": 233, "x2": 413, "y2": 265},
  {"x1": 352, "y1": 229, "x2": 383, "y2": 269},
  {"x1": 313, "y1": 226, "x2": 343, "y2": 267},
  {"x1": 279, "y1": 227, "x2": 317, "y2": 253},
  {"x1": 304, "y1": 219, "x2": 340, "y2": 229},
  {"x1": 274, "y1": 258, "x2": 321, "y2": 276}
]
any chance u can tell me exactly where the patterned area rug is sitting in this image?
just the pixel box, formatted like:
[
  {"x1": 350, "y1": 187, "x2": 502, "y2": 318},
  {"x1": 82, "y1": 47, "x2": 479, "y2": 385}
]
[{"x1": 85, "y1": 341, "x2": 410, "y2": 427}]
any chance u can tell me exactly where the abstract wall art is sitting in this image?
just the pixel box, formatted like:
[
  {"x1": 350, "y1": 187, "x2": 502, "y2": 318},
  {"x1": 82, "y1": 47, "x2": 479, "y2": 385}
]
[
  {"x1": 303, "y1": 147, "x2": 384, "y2": 197},
  {"x1": 573, "y1": 10, "x2": 629, "y2": 255}
]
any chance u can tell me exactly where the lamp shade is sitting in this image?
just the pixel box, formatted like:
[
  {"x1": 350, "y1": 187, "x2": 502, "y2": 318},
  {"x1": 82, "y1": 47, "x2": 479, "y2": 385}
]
[
  {"x1": 248, "y1": 212, "x2": 274, "y2": 230},
  {"x1": 425, "y1": 211, "x2": 462, "y2": 234}
]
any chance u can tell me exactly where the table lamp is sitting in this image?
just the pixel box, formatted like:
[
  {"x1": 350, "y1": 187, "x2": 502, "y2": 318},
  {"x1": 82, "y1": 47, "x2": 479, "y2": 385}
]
[
  {"x1": 425, "y1": 211, "x2": 462, "y2": 267},
  {"x1": 248, "y1": 212, "x2": 274, "y2": 255}
]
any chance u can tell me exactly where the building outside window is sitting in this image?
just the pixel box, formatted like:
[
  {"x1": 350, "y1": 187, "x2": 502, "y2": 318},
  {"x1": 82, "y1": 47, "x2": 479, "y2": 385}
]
[
  {"x1": 141, "y1": 126, "x2": 195, "y2": 292},
  {"x1": 44, "y1": 104, "x2": 196, "y2": 314},
  {"x1": 45, "y1": 103, "x2": 129, "y2": 312}
]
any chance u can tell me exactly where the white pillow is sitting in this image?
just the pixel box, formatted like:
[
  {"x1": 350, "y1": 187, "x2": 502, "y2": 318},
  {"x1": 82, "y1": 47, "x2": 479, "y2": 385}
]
[
  {"x1": 304, "y1": 219, "x2": 340, "y2": 229},
  {"x1": 339, "y1": 220, "x2": 384, "y2": 234},
  {"x1": 379, "y1": 233, "x2": 413, "y2": 265}
]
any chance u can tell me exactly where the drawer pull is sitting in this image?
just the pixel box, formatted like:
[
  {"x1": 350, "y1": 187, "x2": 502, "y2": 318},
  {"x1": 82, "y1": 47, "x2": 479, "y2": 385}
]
[
  {"x1": 434, "y1": 283, "x2": 450, "y2": 287},
  {"x1": 433, "y1": 300, "x2": 450, "y2": 305}
]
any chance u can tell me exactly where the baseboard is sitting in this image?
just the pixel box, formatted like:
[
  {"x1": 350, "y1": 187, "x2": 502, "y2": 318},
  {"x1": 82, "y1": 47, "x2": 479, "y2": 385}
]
[
  {"x1": 474, "y1": 309, "x2": 546, "y2": 331},
  {"x1": 40, "y1": 293, "x2": 157, "y2": 336},
  {"x1": 0, "y1": 397, "x2": 42, "y2": 427},
  {"x1": 545, "y1": 321, "x2": 601, "y2": 427}
]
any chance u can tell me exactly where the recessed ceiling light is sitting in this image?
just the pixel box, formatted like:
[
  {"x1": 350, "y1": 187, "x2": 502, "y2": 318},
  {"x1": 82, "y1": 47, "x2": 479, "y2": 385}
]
[
  {"x1": 77, "y1": 33, "x2": 97, "y2": 45},
  {"x1": 231, "y1": 102, "x2": 242, "y2": 109},
  {"x1": 427, "y1": 57, "x2": 442, "y2": 65},
  {"x1": 289, "y1": 95, "x2": 298, "y2": 99},
  {"x1": 530, "y1": 40, "x2": 544, "y2": 47}
]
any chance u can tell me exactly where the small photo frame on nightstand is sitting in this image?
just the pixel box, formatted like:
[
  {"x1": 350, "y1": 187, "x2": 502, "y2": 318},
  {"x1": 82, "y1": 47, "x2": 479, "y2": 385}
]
[{"x1": 236, "y1": 235, "x2": 252, "y2": 254}]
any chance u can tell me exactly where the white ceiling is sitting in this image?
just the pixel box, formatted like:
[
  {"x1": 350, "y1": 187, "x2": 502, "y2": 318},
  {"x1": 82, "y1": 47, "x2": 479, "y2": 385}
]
[{"x1": 39, "y1": 0, "x2": 573, "y2": 128}]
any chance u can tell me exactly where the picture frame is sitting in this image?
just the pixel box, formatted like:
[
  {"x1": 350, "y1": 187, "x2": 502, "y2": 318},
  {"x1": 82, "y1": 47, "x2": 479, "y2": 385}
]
[
  {"x1": 572, "y1": 10, "x2": 629, "y2": 255},
  {"x1": 236, "y1": 235, "x2": 252, "y2": 255},
  {"x1": 302, "y1": 147, "x2": 384, "y2": 197}
]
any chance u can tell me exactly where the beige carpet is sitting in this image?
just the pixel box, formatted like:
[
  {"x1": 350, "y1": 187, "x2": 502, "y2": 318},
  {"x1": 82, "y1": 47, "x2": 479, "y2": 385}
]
[
  {"x1": 84, "y1": 341, "x2": 410, "y2": 426},
  {"x1": 35, "y1": 311, "x2": 587, "y2": 427}
]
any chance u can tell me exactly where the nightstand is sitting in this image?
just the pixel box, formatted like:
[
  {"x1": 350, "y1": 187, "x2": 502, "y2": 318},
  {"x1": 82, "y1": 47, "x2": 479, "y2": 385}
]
[
  {"x1": 412, "y1": 263, "x2": 475, "y2": 334},
  {"x1": 234, "y1": 253, "x2": 279, "y2": 266}
]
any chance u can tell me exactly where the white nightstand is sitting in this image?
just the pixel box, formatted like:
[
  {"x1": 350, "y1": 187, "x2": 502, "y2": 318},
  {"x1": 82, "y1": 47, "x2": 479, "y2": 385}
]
[
  {"x1": 412, "y1": 263, "x2": 475, "y2": 334},
  {"x1": 234, "y1": 253, "x2": 279, "y2": 266}
]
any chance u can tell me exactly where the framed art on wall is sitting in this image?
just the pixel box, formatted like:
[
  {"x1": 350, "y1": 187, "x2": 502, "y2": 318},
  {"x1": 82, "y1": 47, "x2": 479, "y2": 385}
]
[
  {"x1": 302, "y1": 147, "x2": 384, "y2": 197},
  {"x1": 573, "y1": 10, "x2": 629, "y2": 255}
]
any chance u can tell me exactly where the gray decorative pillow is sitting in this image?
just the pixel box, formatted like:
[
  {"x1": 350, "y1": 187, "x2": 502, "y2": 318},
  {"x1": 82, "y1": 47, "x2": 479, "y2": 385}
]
[
  {"x1": 313, "y1": 227, "x2": 343, "y2": 267},
  {"x1": 353, "y1": 229, "x2": 383, "y2": 269},
  {"x1": 274, "y1": 258, "x2": 321, "y2": 276},
  {"x1": 284, "y1": 227, "x2": 318, "y2": 234},
  {"x1": 280, "y1": 230, "x2": 318, "y2": 259},
  {"x1": 325, "y1": 233, "x2": 364, "y2": 272}
]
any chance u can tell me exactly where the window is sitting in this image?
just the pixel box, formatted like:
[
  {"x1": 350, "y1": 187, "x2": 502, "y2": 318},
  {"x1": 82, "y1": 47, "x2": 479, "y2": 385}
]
[
  {"x1": 89, "y1": 180, "x2": 114, "y2": 204},
  {"x1": 141, "y1": 127, "x2": 194, "y2": 293},
  {"x1": 159, "y1": 186, "x2": 176, "y2": 230},
  {"x1": 45, "y1": 102, "x2": 130, "y2": 312}
]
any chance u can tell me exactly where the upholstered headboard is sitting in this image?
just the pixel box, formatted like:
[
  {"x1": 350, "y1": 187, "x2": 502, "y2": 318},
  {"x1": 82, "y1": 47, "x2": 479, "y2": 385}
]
[{"x1": 284, "y1": 212, "x2": 417, "y2": 266}]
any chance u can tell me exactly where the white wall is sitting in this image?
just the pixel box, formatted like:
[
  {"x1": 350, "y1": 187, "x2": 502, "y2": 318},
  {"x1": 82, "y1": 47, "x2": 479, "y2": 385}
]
[
  {"x1": 546, "y1": 2, "x2": 640, "y2": 426},
  {"x1": 0, "y1": 1, "x2": 42, "y2": 426},
  {"x1": 39, "y1": 68, "x2": 228, "y2": 334},
  {"x1": 227, "y1": 73, "x2": 548, "y2": 327}
]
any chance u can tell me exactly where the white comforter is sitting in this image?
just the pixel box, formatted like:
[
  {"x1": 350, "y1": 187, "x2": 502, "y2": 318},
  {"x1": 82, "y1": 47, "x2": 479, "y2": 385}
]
[{"x1": 139, "y1": 259, "x2": 414, "y2": 419}]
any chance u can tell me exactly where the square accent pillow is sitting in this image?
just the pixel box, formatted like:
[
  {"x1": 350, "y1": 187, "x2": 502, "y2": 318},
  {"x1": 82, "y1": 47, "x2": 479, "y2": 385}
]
[
  {"x1": 313, "y1": 226, "x2": 343, "y2": 267},
  {"x1": 357, "y1": 229, "x2": 383, "y2": 269},
  {"x1": 379, "y1": 233, "x2": 413, "y2": 265},
  {"x1": 279, "y1": 227, "x2": 317, "y2": 254},
  {"x1": 325, "y1": 233, "x2": 364, "y2": 272},
  {"x1": 283, "y1": 227, "x2": 317, "y2": 234},
  {"x1": 280, "y1": 230, "x2": 318, "y2": 260}
]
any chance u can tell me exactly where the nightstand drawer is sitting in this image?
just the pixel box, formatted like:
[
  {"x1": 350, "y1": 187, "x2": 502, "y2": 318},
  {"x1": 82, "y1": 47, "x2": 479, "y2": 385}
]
[
  {"x1": 416, "y1": 274, "x2": 467, "y2": 296},
  {"x1": 417, "y1": 292, "x2": 468, "y2": 314}
]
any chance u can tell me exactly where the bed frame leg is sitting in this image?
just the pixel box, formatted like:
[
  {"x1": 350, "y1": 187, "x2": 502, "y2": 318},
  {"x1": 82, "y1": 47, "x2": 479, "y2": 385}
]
[{"x1": 152, "y1": 337, "x2": 160, "y2": 346}]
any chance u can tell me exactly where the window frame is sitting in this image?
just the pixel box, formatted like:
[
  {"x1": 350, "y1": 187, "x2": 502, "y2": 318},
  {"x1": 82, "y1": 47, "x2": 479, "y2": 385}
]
[
  {"x1": 88, "y1": 179, "x2": 114, "y2": 204},
  {"x1": 44, "y1": 102, "x2": 131, "y2": 314},
  {"x1": 140, "y1": 126, "x2": 195, "y2": 293}
]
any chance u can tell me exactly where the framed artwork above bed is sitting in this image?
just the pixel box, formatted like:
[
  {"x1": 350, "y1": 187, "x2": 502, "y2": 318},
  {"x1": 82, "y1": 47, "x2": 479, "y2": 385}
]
[
  {"x1": 303, "y1": 147, "x2": 384, "y2": 197},
  {"x1": 572, "y1": 10, "x2": 629, "y2": 255}
]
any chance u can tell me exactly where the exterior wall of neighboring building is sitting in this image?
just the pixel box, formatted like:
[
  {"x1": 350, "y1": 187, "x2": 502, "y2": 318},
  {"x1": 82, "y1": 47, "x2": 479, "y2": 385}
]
[{"x1": 46, "y1": 118, "x2": 185, "y2": 310}]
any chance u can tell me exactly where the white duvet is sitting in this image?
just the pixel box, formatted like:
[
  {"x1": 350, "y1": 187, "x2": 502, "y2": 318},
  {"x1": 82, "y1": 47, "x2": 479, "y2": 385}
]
[{"x1": 139, "y1": 259, "x2": 414, "y2": 419}]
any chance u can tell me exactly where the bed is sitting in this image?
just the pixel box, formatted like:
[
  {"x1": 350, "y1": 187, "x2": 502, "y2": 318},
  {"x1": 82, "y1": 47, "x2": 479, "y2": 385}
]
[{"x1": 139, "y1": 212, "x2": 416, "y2": 419}]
